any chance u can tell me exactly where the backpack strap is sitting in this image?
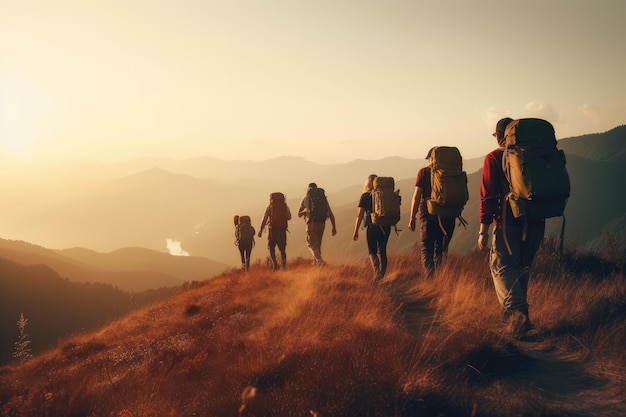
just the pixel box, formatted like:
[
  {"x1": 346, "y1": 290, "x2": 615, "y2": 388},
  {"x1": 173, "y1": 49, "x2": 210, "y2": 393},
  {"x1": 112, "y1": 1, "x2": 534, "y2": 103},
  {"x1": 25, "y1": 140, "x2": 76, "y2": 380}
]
[
  {"x1": 378, "y1": 224, "x2": 402, "y2": 236},
  {"x1": 437, "y1": 215, "x2": 448, "y2": 237},
  {"x1": 502, "y1": 192, "x2": 514, "y2": 256},
  {"x1": 558, "y1": 215, "x2": 566, "y2": 256},
  {"x1": 457, "y1": 215, "x2": 468, "y2": 229}
]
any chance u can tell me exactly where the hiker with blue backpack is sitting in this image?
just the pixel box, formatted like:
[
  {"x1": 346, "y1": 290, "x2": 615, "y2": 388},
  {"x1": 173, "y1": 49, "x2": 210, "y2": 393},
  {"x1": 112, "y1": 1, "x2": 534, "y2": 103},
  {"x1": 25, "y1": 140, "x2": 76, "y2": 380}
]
[{"x1": 478, "y1": 117, "x2": 569, "y2": 339}]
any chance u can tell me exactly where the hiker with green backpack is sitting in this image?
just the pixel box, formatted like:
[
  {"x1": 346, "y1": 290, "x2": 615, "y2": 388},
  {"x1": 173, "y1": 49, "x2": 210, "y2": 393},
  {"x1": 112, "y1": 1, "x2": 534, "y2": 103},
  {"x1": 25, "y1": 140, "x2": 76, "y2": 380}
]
[
  {"x1": 352, "y1": 174, "x2": 400, "y2": 281},
  {"x1": 409, "y1": 146, "x2": 468, "y2": 278},
  {"x1": 478, "y1": 117, "x2": 569, "y2": 339}
]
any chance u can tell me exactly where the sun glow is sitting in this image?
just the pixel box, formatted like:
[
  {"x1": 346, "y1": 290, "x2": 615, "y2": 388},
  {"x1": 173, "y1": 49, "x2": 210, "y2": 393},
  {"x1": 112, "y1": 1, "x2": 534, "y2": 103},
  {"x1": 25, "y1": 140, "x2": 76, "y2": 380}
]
[{"x1": 0, "y1": 70, "x2": 51, "y2": 157}]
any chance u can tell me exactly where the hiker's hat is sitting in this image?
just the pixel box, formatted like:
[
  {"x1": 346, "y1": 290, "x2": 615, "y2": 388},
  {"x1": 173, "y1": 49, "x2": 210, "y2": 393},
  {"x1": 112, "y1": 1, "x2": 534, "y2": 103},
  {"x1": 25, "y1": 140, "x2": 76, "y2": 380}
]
[{"x1": 493, "y1": 117, "x2": 514, "y2": 137}]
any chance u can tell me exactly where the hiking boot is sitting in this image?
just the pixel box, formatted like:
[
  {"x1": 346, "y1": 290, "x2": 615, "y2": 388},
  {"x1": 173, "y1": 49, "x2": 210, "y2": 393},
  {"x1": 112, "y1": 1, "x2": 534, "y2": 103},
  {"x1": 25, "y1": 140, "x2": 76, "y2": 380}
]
[{"x1": 506, "y1": 310, "x2": 528, "y2": 339}]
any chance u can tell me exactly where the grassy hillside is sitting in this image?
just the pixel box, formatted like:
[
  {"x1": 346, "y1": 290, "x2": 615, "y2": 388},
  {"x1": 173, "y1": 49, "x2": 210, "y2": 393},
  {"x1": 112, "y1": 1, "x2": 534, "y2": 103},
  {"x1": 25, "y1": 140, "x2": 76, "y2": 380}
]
[
  {"x1": 0, "y1": 258, "x2": 177, "y2": 366},
  {"x1": 0, "y1": 242, "x2": 625, "y2": 417}
]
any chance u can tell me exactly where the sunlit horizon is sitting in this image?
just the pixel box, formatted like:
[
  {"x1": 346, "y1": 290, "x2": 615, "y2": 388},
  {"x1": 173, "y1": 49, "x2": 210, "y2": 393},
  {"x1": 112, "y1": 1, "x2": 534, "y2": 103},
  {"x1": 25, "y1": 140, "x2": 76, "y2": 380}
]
[{"x1": 2, "y1": 1, "x2": 625, "y2": 170}]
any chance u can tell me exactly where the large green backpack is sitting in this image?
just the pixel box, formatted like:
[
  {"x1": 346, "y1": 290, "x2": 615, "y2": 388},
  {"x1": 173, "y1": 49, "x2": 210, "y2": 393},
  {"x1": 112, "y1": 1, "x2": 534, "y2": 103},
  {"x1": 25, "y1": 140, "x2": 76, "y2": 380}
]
[
  {"x1": 503, "y1": 118, "x2": 570, "y2": 220},
  {"x1": 370, "y1": 176, "x2": 401, "y2": 227},
  {"x1": 427, "y1": 146, "x2": 469, "y2": 219}
]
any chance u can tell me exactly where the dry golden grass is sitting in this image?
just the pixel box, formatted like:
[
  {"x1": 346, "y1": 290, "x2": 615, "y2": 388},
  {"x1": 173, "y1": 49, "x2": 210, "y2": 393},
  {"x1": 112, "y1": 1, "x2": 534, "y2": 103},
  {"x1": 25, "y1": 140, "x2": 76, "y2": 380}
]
[{"x1": 1, "y1": 242, "x2": 625, "y2": 417}]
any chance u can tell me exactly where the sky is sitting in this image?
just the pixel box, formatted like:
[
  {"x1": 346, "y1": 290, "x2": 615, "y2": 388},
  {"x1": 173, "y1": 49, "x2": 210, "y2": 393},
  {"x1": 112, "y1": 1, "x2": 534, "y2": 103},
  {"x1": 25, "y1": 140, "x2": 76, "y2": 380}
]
[{"x1": 1, "y1": 0, "x2": 625, "y2": 168}]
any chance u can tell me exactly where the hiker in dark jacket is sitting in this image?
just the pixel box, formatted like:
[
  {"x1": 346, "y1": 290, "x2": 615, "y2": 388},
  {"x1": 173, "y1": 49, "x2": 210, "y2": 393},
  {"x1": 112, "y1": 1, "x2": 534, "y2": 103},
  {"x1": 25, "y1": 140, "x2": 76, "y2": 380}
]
[
  {"x1": 478, "y1": 117, "x2": 545, "y2": 339},
  {"x1": 234, "y1": 215, "x2": 255, "y2": 272},
  {"x1": 297, "y1": 183, "x2": 336, "y2": 266},
  {"x1": 353, "y1": 174, "x2": 391, "y2": 281},
  {"x1": 408, "y1": 149, "x2": 456, "y2": 278}
]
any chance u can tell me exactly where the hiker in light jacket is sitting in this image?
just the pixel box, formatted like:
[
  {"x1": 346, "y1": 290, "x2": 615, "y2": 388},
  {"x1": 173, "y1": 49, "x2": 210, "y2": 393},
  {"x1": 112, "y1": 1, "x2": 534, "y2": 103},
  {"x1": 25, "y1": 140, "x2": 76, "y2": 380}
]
[
  {"x1": 353, "y1": 174, "x2": 391, "y2": 281},
  {"x1": 298, "y1": 183, "x2": 336, "y2": 266},
  {"x1": 408, "y1": 149, "x2": 456, "y2": 278},
  {"x1": 478, "y1": 117, "x2": 545, "y2": 339}
]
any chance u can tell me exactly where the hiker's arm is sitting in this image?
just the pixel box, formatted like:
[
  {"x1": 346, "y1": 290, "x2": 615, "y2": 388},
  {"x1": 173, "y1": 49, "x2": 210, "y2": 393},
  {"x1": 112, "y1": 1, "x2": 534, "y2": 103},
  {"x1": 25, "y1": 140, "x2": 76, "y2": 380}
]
[
  {"x1": 409, "y1": 186, "x2": 422, "y2": 232},
  {"x1": 478, "y1": 153, "x2": 499, "y2": 250},
  {"x1": 297, "y1": 196, "x2": 307, "y2": 218},
  {"x1": 353, "y1": 207, "x2": 365, "y2": 240},
  {"x1": 258, "y1": 208, "x2": 269, "y2": 237},
  {"x1": 327, "y1": 202, "x2": 337, "y2": 236},
  {"x1": 478, "y1": 222, "x2": 490, "y2": 251}
]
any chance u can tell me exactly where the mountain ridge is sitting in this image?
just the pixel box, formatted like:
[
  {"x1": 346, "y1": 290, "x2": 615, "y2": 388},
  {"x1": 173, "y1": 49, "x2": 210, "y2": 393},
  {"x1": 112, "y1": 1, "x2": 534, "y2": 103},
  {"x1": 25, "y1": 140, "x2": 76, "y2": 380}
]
[{"x1": 0, "y1": 125, "x2": 623, "y2": 265}]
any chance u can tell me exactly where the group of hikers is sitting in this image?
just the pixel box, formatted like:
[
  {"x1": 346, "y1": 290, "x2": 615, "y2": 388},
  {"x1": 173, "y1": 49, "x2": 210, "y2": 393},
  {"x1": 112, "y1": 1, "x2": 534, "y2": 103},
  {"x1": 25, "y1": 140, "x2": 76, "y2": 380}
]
[
  {"x1": 234, "y1": 117, "x2": 570, "y2": 339},
  {"x1": 234, "y1": 183, "x2": 337, "y2": 272}
]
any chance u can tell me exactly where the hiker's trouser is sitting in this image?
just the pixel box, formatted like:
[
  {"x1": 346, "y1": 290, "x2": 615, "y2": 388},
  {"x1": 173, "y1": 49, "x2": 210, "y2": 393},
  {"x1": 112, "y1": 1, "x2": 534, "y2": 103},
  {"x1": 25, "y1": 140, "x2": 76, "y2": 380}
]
[
  {"x1": 238, "y1": 243, "x2": 253, "y2": 270},
  {"x1": 366, "y1": 225, "x2": 391, "y2": 278},
  {"x1": 268, "y1": 228, "x2": 287, "y2": 268},
  {"x1": 306, "y1": 221, "x2": 326, "y2": 263},
  {"x1": 489, "y1": 219, "x2": 545, "y2": 316},
  {"x1": 420, "y1": 217, "x2": 455, "y2": 277}
]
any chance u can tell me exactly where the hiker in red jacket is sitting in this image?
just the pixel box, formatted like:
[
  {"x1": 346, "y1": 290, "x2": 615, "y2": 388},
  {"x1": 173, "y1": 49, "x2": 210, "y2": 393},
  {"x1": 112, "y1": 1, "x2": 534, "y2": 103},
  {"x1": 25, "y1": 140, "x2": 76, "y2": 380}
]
[
  {"x1": 258, "y1": 193, "x2": 292, "y2": 271},
  {"x1": 478, "y1": 117, "x2": 545, "y2": 339}
]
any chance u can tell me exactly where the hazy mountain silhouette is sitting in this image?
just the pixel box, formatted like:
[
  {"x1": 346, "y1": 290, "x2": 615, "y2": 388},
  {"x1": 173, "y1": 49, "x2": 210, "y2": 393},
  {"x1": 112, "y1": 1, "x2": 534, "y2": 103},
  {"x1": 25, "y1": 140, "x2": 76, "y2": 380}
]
[
  {"x1": 0, "y1": 126, "x2": 623, "y2": 267},
  {"x1": 0, "y1": 239, "x2": 227, "y2": 292},
  {"x1": 557, "y1": 125, "x2": 626, "y2": 161}
]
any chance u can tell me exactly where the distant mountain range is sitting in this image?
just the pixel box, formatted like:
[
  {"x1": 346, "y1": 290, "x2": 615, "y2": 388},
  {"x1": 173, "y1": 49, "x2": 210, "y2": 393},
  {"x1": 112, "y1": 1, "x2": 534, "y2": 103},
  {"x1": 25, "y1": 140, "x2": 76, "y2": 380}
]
[
  {"x1": 0, "y1": 238, "x2": 227, "y2": 292},
  {"x1": 0, "y1": 125, "x2": 623, "y2": 365},
  {"x1": 0, "y1": 125, "x2": 624, "y2": 271}
]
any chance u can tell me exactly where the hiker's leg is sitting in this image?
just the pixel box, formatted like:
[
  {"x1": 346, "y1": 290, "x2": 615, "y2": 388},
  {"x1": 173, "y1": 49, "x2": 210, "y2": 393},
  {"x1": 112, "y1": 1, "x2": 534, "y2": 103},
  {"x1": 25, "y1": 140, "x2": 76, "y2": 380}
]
[
  {"x1": 238, "y1": 246, "x2": 246, "y2": 268},
  {"x1": 420, "y1": 220, "x2": 435, "y2": 278},
  {"x1": 268, "y1": 230, "x2": 279, "y2": 270},
  {"x1": 490, "y1": 221, "x2": 528, "y2": 314},
  {"x1": 378, "y1": 226, "x2": 391, "y2": 278},
  {"x1": 517, "y1": 219, "x2": 545, "y2": 318},
  {"x1": 365, "y1": 225, "x2": 380, "y2": 273},
  {"x1": 305, "y1": 222, "x2": 316, "y2": 259},
  {"x1": 441, "y1": 217, "x2": 455, "y2": 254},
  {"x1": 307, "y1": 221, "x2": 325, "y2": 263},
  {"x1": 277, "y1": 229, "x2": 287, "y2": 268},
  {"x1": 312, "y1": 221, "x2": 326, "y2": 262},
  {"x1": 244, "y1": 246, "x2": 252, "y2": 270},
  {"x1": 432, "y1": 218, "x2": 452, "y2": 272}
]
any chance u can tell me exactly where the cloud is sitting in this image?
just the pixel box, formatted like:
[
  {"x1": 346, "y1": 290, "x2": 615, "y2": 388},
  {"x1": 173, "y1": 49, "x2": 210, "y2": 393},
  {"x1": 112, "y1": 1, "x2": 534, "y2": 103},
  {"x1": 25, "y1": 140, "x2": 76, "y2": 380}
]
[
  {"x1": 523, "y1": 101, "x2": 560, "y2": 123},
  {"x1": 578, "y1": 103, "x2": 601, "y2": 123},
  {"x1": 166, "y1": 239, "x2": 189, "y2": 256}
]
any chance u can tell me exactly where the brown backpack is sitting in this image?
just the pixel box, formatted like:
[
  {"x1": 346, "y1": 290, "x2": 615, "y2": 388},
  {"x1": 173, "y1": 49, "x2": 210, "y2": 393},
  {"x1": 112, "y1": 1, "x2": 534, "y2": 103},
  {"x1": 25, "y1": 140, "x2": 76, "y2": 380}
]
[{"x1": 269, "y1": 193, "x2": 289, "y2": 229}]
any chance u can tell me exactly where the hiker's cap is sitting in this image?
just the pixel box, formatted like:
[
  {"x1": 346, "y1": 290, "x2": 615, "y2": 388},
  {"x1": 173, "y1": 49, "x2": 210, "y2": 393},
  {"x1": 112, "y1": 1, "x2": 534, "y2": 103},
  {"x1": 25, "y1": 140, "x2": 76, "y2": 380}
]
[
  {"x1": 308, "y1": 183, "x2": 317, "y2": 189},
  {"x1": 493, "y1": 117, "x2": 514, "y2": 137}
]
